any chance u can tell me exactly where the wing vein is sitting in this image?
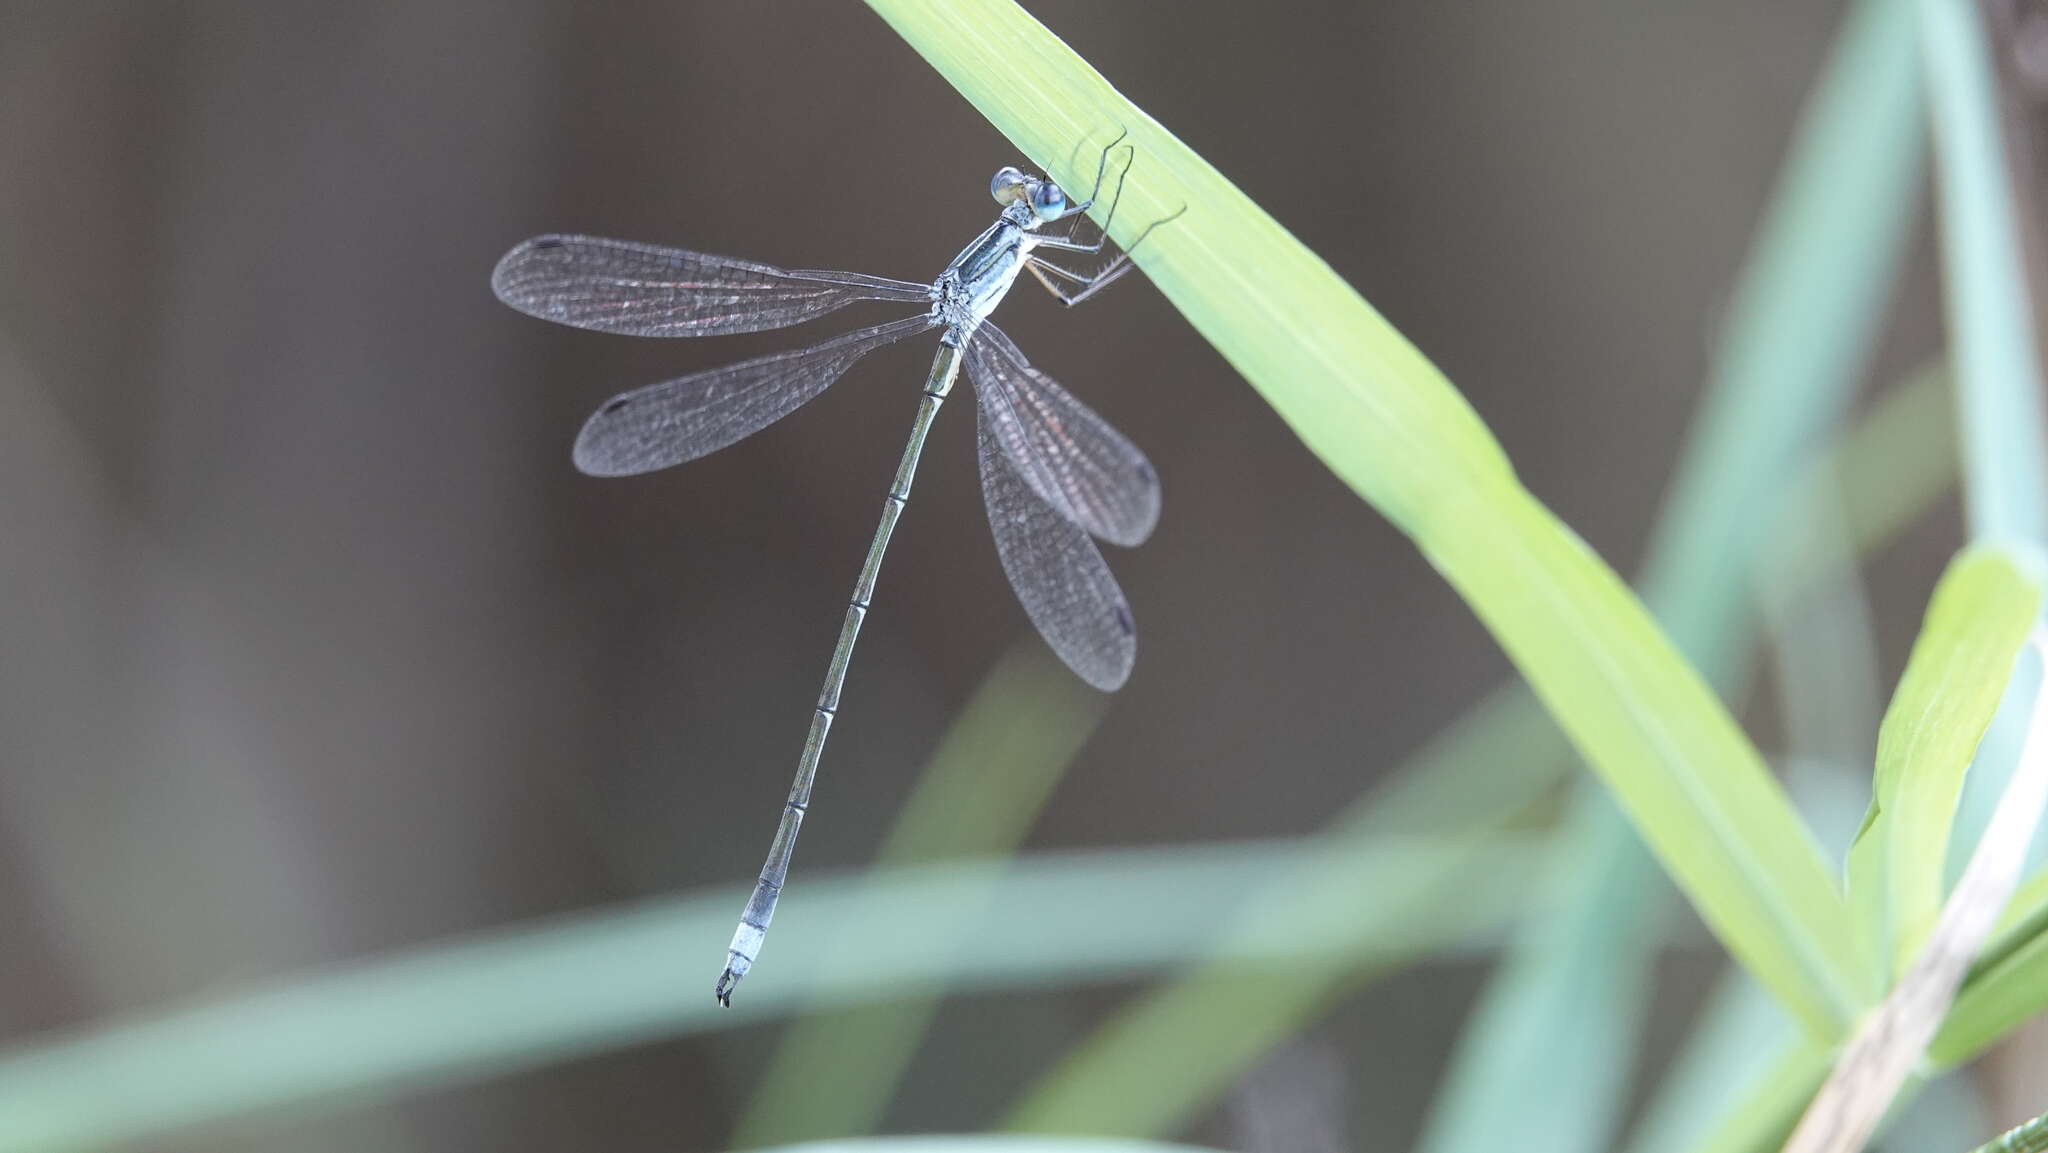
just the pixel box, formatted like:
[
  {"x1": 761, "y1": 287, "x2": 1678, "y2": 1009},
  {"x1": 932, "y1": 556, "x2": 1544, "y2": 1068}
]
[{"x1": 574, "y1": 314, "x2": 937, "y2": 476}]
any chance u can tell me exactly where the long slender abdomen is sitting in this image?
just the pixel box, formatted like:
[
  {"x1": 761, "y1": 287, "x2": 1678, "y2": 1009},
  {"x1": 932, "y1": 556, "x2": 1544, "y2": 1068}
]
[{"x1": 714, "y1": 338, "x2": 967, "y2": 1006}]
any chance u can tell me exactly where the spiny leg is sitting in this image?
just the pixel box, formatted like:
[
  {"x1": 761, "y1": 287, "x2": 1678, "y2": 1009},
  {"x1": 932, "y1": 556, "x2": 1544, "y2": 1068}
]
[
  {"x1": 1025, "y1": 203, "x2": 1188, "y2": 308},
  {"x1": 1048, "y1": 143, "x2": 1138, "y2": 254},
  {"x1": 1026, "y1": 255, "x2": 1135, "y2": 308},
  {"x1": 1044, "y1": 169, "x2": 1130, "y2": 254},
  {"x1": 1058, "y1": 128, "x2": 1130, "y2": 218},
  {"x1": 1031, "y1": 231, "x2": 1114, "y2": 256}
]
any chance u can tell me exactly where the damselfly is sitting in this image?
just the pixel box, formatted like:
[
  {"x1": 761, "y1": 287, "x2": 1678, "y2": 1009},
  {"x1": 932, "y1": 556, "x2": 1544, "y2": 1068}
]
[{"x1": 492, "y1": 135, "x2": 1176, "y2": 1005}]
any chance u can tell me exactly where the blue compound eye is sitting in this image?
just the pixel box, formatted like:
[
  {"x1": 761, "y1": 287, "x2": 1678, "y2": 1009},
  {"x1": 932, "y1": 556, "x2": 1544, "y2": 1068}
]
[{"x1": 1030, "y1": 181, "x2": 1066, "y2": 221}]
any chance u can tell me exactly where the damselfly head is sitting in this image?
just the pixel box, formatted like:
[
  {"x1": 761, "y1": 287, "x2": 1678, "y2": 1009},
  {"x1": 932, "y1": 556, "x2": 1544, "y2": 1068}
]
[
  {"x1": 991, "y1": 166, "x2": 1067, "y2": 226},
  {"x1": 989, "y1": 166, "x2": 1030, "y2": 206}
]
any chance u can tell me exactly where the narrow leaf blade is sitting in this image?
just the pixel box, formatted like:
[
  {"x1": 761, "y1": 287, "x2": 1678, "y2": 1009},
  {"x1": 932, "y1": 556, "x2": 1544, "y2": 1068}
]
[{"x1": 1847, "y1": 547, "x2": 2044, "y2": 978}]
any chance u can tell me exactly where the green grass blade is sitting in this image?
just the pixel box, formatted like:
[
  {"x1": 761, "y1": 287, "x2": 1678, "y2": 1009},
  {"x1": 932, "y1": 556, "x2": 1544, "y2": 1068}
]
[
  {"x1": 868, "y1": 647, "x2": 1104, "y2": 866},
  {"x1": 1626, "y1": 972, "x2": 1801, "y2": 1153},
  {"x1": 1428, "y1": 483, "x2": 1863, "y2": 1033},
  {"x1": 1949, "y1": 664, "x2": 2044, "y2": 885},
  {"x1": 866, "y1": 0, "x2": 1863, "y2": 1040},
  {"x1": 1921, "y1": 0, "x2": 2048, "y2": 906},
  {"x1": 1919, "y1": 0, "x2": 2048, "y2": 545},
  {"x1": 1624, "y1": 764, "x2": 1889, "y2": 1153},
  {"x1": 736, "y1": 646, "x2": 1106, "y2": 1148},
  {"x1": 1847, "y1": 548, "x2": 2044, "y2": 978},
  {"x1": 1000, "y1": 818, "x2": 1550, "y2": 1137},
  {"x1": 1413, "y1": 786, "x2": 1655, "y2": 1153},
  {"x1": 1842, "y1": 784, "x2": 2048, "y2": 1068},
  {"x1": 1002, "y1": 687, "x2": 1564, "y2": 1137},
  {"x1": 1006, "y1": 361, "x2": 1956, "y2": 1137},
  {"x1": 1929, "y1": 704, "x2": 2048, "y2": 1070},
  {"x1": 1787, "y1": 557, "x2": 2045, "y2": 1153},
  {"x1": 1629, "y1": 0, "x2": 1925, "y2": 673},
  {"x1": 1415, "y1": 0, "x2": 1923, "y2": 1145},
  {"x1": 0, "y1": 838, "x2": 1539, "y2": 1153}
]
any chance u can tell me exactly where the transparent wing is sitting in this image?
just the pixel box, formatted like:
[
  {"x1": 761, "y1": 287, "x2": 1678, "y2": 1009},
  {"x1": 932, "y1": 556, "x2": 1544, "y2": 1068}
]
[
  {"x1": 979, "y1": 400, "x2": 1137, "y2": 690},
  {"x1": 493, "y1": 234, "x2": 932, "y2": 337},
  {"x1": 966, "y1": 322, "x2": 1160, "y2": 547},
  {"x1": 574, "y1": 315, "x2": 937, "y2": 476}
]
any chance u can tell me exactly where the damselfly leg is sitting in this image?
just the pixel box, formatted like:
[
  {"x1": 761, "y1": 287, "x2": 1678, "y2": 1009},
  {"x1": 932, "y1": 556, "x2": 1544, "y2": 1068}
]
[
  {"x1": 1027, "y1": 202, "x2": 1187, "y2": 308},
  {"x1": 1042, "y1": 137, "x2": 1137, "y2": 254}
]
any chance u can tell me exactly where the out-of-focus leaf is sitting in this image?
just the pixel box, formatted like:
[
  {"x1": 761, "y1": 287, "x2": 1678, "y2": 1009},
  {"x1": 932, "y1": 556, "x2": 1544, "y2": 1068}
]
[
  {"x1": 1920, "y1": 0, "x2": 2048, "y2": 544},
  {"x1": 0, "y1": 837, "x2": 1538, "y2": 1153},
  {"x1": 1832, "y1": 363, "x2": 1953, "y2": 554},
  {"x1": 1627, "y1": 972, "x2": 1802, "y2": 1153},
  {"x1": 1674, "y1": 1044, "x2": 1831, "y2": 1153},
  {"x1": 997, "y1": 771, "x2": 1551, "y2": 1138},
  {"x1": 1412, "y1": 788, "x2": 1654, "y2": 1153}
]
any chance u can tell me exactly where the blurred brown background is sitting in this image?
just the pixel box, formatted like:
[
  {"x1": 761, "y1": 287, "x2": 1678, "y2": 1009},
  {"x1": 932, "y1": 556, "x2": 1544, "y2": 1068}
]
[{"x1": 0, "y1": 2, "x2": 1979, "y2": 1150}]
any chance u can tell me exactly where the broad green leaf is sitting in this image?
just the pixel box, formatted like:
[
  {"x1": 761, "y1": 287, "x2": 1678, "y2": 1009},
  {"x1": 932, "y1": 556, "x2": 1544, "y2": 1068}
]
[
  {"x1": 1847, "y1": 548, "x2": 2044, "y2": 978},
  {"x1": 865, "y1": 0, "x2": 1864, "y2": 1040},
  {"x1": 737, "y1": 645, "x2": 1106, "y2": 1147}
]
